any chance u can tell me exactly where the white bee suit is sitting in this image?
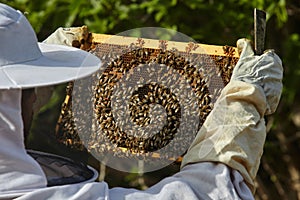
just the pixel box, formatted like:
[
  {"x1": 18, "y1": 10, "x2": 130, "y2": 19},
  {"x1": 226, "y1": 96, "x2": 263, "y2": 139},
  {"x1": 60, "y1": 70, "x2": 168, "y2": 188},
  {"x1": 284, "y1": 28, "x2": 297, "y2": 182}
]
[
  {"x1": 15, "y1": 163, "x2": 253, "y2": 200},
  {"x1": 182, "y1": 39, "x2": 283, "y2": 193},
  {"x1": 0, "y1": 3, "x2": 101, "y2": 199}
]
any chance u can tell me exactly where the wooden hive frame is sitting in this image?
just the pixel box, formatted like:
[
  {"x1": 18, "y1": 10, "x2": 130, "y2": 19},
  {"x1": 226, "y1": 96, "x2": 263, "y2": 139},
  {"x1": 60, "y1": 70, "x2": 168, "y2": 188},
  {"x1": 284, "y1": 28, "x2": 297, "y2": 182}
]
[{"x1": 56, "y1": 27, "x2": 240, "y2": 163}]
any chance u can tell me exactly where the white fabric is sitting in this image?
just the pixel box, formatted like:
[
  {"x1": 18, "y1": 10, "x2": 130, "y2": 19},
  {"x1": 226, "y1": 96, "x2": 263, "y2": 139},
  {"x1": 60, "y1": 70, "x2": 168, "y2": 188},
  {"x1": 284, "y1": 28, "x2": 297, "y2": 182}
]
[
  {"x1": 181, "y1": 39, "x2": 283, "y2": 192},
  {"x1": 232, "y1": 39, "x2": 283, "y2": 115},
  {"x1": 15, "y1": 162, "x2": 253, "y2": 200},
  {"x1": 43, "y1": 27, "x2": 86, "y2": 47},
  {"x1": 0, "y1": 43, "x2": 100, "y2": 89},
  {"x1": 0, "y1": 89, "x2": 47, "y2": 199},
  {"x1": 0, "y1": 3, "x2": 101, "y2": 89}
]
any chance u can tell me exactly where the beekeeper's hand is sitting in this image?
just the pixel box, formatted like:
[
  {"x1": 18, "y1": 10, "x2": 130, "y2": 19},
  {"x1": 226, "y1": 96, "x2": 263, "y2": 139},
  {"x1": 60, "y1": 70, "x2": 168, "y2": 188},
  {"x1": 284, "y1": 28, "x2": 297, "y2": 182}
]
[
  {"x1": 43, "y1": 26, "x2": 91, "y2": 49},
  {"x1": 232, "y1": 38, "x2": 283, "y2": 115},
  {"x1": 181, "y1": 39, "x2": 283, "y2": 193}
]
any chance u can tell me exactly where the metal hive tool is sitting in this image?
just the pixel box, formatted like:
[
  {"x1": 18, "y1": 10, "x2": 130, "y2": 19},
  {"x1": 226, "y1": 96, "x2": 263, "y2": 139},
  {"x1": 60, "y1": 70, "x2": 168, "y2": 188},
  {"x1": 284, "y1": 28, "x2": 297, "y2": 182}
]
[{"x1": 55, "y1": 27, "x2": 239, "y2": 163}]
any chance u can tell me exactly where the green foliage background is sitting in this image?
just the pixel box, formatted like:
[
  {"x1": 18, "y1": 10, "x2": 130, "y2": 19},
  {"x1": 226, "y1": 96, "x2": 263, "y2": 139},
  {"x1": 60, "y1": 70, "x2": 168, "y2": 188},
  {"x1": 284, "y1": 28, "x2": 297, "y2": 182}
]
[{"x1": 3, "y1": 0, "x2": 300, "y2": 199}]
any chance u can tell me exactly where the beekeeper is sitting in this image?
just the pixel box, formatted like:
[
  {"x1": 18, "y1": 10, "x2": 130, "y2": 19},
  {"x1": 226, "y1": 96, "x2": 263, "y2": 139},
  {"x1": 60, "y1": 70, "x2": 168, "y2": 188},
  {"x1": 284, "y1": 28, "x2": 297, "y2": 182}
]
[{"x1": 0, "y1": 3, "x2": 283, "y2": 200}]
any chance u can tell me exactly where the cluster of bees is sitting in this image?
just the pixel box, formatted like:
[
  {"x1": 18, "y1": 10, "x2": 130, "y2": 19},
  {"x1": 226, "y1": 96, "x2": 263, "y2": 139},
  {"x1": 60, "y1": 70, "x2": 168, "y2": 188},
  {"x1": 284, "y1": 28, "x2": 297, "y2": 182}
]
[{"x1": 56, "y1": 39, "x2": 238, "y2": 162}]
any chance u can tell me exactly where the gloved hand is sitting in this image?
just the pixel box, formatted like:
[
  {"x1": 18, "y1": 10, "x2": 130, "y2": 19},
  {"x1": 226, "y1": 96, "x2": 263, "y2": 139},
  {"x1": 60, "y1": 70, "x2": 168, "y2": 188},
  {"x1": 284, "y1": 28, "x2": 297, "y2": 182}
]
[
  {"x1": 231, "y1": 39, "x2": 283, "y2": 115},
  {"x1": 43, "y1": 26, "x2": 92, "y2": 50},
  {"x1": 181, "y1": 39, "x2": 283, "y2": 193}
]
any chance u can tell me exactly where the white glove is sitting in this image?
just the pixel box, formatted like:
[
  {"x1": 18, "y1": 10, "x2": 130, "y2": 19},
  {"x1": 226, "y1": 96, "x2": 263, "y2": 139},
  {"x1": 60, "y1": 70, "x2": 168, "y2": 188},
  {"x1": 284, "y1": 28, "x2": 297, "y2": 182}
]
[
  {"x1": 0, "y1": 90, "x2": 47, "y2": 197},
  {"x1": 181, "y1": 39, "x2": 283, "y2": 193},
  {"x1": 43, "y1": 26, "x2": 90, "y2": 49},
  {"x1": 232, "y1": 39, "x2": 283, "y2": 115}
]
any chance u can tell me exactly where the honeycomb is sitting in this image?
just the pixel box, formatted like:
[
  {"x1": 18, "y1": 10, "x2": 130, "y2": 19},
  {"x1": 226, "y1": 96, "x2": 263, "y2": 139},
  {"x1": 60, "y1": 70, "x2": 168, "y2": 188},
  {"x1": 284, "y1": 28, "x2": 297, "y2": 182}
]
[{"x1": 55, "y1": 32, "x2": 239, "y2": 163}]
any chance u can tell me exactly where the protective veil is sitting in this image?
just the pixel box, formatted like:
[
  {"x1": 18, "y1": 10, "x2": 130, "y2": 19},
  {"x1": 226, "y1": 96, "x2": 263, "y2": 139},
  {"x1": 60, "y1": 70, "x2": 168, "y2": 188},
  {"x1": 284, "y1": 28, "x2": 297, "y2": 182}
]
[{"x1": 0, "y1": 89, "x2": 47, "y2": 199}]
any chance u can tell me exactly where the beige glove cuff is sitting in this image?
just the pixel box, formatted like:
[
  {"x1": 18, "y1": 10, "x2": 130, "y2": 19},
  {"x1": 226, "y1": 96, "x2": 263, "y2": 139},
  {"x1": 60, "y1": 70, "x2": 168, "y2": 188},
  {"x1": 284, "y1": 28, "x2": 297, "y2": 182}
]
[{"x1": 181, "y1": 80, "x2": 267, "y2": 192}]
